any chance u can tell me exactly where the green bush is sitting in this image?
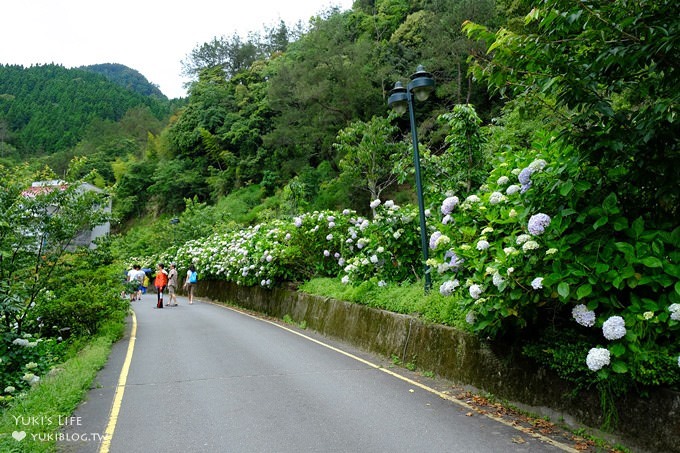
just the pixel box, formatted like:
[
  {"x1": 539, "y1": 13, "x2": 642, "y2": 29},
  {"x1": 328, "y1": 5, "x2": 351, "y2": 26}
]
[{"x1": 32, "y1": 264, "x2": 128, "y2": 334}]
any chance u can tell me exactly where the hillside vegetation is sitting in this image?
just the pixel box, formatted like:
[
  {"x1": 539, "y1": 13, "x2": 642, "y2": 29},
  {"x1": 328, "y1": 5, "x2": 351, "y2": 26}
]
[{"x1": 0, "y1": 0, "x2": 677, "y2": 436}]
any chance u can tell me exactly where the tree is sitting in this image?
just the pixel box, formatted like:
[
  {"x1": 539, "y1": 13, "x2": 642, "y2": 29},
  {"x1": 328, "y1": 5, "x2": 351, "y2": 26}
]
[
  {"x1": 0, "y1": 164, "x2": 111, "y2": 335},
  {"x1": 334, "y1": 115, "x2": 408, "y2": 216},
  {"x1": 464, "y1": 0, "x2": 680, "y2": 223},
  {"x1": 181, "y1": 34, "x2": 262, "y2": 82}
]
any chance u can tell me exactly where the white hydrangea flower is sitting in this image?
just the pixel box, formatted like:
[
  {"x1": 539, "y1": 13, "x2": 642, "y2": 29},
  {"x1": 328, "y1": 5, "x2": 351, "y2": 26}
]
[
  {"x1": 516, "y1": 234, "x2": 531, "y2": 245},
  {"x1": 370, "y1": 255, "x2": 379, "y2": 264},
  {"x1": 506, "y1": 184, "x2": 521, "y2": 195},
  {"x1": 572, "y1": 304, "x2": 596, "y2": 327},
  {"x1": 602, "y1": 316, "x2": 626, "y2": 340},
  {"x1": 497, "y1": 176, "x2": 510, "y2": 186},
  {"x1": 370, "y1": 199, "x2": 381, "y2": 209},
  {"x1": 529, "y1": 159, "x2": 547, "y2": 171},
  {"x1": 384, "y1": 200, "x2": 395, "y2": 208},
  {"x1": 469, "y1": 284, "x2": 483, "y2": 300},
  {"x1": 492, "y1": 272, "x2": 505, "y2": 288},
  {"x1": 341, "y1": 275, "x2": 350, "y2": 285},
  {"x1": 439, "y1": 279, "x2": 460, "y2": 296},
  {"x1": 522, "y1": 240, "x2": 540, "y2": 252},
  {"x1": 531, "y1": 277, "x2": 543, "y2": 290},
  {"x1": 476, "y1": 240, "x2": 490, "y2": 251},
  {"x1": 586, "y1": 348, "x2": 611, "y2": 371},
  {"x1": 489, "y1": 191, "x2": 506, "y2": 205},
  {"x1": 465, "y1": 195, "x2": 481, "y2": 203},
  {"x1": 669, "y1": 303, "x2": 680, "y2": 321},
  {"x1": 378, "y1": 280, "x2": 387, "y2": 287},
  {"x1": 466, "y1": 311, "x2": 476, "y2": 325}
]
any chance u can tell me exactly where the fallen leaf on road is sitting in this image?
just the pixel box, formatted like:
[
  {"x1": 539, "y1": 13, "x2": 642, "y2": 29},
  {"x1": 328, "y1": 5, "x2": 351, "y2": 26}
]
[{"x1": 511, "y1": 436, "x2": 526, "y2": 444}]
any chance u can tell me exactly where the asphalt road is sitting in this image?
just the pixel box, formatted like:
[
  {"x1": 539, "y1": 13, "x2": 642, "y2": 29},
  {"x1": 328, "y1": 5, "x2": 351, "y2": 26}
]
[{"x1": 59, "y1": 293, "x2": 573, "y2": 453}]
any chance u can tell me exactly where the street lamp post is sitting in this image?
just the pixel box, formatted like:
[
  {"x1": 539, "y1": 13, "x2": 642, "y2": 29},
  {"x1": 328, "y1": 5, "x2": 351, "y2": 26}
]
[{"x1": 388, "y1": 65, "x2": 435, "y2": 292}]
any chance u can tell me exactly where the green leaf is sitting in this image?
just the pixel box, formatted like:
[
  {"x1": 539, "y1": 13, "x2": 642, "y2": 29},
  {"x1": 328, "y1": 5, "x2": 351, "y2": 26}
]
[
  {"x1": 595, "y1": 263, "x2": 610, "y2": 274},
  {"x1": 610, "y1": 343, "x2": 626, "y2": 357},
  {"x1": 612, "y1": 216, "x2": 628, "y2": 231},
  {"x1": 602, "y1": 192, "x2": 618, "y2": 214},
  {"x1": 593, "y1": 216, "x2": 608, "y2": 230},
  {"x1": 631, "y1": 217, "x2": 644, "y2": 237},
  {"x1": 640, "y1": 257, "x2": 663, "y2": 268},
  {"x1": 614, "y1": 242, "x2": 635, "y2": 259},
  {"x1": 611, "y1": 361, "x2": 628, "y2": 374},
  {"x1": 576, "y1": 284, "x2": 592, "y2": 300},
  {"x1": 557, "y1": 282, "x2": 570, "y2": 298},
  {"x1": 675, "y1": 281, "x2": 680, "y2": 296},
  {"x1": 559, "y1": 181, "x2": 573, "y2": 196}
]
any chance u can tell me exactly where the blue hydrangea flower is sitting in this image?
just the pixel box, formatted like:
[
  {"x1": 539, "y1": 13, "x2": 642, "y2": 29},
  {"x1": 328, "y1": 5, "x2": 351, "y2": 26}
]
[{"x1": 528, "y1": 213, "x2": 551, "y2": 235}]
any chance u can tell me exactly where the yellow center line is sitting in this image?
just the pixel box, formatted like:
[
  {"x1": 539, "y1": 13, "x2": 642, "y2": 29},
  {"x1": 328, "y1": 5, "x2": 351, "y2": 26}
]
[
  {"x1": 206, "y1": 300, "x2": 580, "y2": 453},
  {"x1": 99, "y1": 309, "x2": 137, "y2": 453}
]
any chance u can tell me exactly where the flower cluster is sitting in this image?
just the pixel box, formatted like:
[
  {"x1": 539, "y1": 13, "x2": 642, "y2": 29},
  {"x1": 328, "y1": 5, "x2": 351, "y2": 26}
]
[
  {"x1": 602, "y1": 316, "x2": 627, "y2": 341},
  {"x1": 572, "y1": 304, "x2": 596, "y2": 327},
  {"x1": 586, "y1": 348, "x2": 611, "y2": 371},
  {"x1": 527, "y1": 213, "x2": 551, "y2": 236},
  {"x1": 670, "y1": 303, "x2": 680, "y2": 321}
]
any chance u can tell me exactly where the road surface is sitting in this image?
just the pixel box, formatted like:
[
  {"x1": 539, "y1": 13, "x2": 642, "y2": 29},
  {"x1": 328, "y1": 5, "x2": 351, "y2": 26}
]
[{"x1": 59, "y1": 293, "x2": 576, "y2": 453}]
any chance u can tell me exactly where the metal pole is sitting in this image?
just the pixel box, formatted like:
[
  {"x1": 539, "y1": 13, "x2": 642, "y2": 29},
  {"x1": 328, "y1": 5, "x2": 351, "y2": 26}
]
[{"x1": 406, "y1": 89, "x2": 431, "y2": 292}]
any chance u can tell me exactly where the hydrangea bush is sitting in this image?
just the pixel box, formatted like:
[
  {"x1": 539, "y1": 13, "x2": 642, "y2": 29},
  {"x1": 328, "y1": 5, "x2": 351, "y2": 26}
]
[
  {"x1": 425, "y1": 131, "x2": 679, "y2": 389},
  {"x1": 170, "y1": 207, "x2": 424, "y2": 289},
  {"x1": 145, "y1": 131, "x2": 679, "y2": 395}
]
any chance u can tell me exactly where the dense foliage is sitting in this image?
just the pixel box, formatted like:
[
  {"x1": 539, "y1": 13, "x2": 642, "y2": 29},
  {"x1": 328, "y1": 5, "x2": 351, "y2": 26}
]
[
  {"x1": 0, "y1": 64, "x2": 171, "y2": 157},
  {"x1": 1, "y1": 0, "x2": 678, "y2": 430},
  {"x1": 0, "y1": 165, "x2": 127, "y2": 405},
  {"x1": 80, "y1": 63, "x2": 168, "y2": 99}
]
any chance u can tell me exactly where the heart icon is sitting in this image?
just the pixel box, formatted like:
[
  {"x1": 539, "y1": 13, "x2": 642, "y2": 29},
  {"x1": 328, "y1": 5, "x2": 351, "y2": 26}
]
[{"x1": 12, "y1": 431, "x2": 26, "y2": 441}]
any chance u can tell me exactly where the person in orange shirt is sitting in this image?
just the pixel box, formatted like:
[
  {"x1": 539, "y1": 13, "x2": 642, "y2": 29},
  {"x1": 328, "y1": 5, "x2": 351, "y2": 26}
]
[{"x1": 154, "y1": 263, "x2": 169, "y2": 309}]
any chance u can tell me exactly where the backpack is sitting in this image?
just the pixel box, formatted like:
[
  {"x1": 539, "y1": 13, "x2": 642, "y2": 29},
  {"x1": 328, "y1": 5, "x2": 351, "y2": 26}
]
[{"x1": 189, "y1": 270, "x2": 197, "y2": 283}]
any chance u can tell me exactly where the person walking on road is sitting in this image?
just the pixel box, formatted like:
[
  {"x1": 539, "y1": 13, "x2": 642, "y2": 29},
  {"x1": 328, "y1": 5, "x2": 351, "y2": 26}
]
[
  {"x1": 167, "y1": 263, "x2": 178, "y2": 306},
  {"x1": 127, "y1": 264, "x2": 145, "y2": 301},
  {"x1": 184, "y1": 264, "x2": 197, "y2": 305},
  {"x1": 154, "y1": 263, "x2": 169, "y2": 309}
]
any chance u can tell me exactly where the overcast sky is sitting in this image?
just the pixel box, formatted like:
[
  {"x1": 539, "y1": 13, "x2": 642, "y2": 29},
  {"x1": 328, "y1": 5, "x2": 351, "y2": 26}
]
[{"x1": 1, "y1": 0, "x2": 353, "y2": 99}]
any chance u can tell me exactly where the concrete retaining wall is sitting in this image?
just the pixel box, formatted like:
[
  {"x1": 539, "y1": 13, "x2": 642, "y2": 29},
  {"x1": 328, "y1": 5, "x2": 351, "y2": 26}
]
[{"x1": 197, "y1": 280, "x2": 680, "y2": 453}]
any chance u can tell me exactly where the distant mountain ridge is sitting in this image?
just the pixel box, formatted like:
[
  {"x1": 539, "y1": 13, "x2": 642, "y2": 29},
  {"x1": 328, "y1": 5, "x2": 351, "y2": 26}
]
[
  {"x1": 0, "y1": 63, "x2": 171, "y2": 156},
  {"x1": 79, "y1": 63, "x2": 167, "y2": 99}
]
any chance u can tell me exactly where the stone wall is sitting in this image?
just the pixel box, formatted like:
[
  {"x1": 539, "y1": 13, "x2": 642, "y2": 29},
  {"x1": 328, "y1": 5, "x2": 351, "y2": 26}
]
[{"x1": 196, "y1": 280, "x2": 680, "y2": 453}]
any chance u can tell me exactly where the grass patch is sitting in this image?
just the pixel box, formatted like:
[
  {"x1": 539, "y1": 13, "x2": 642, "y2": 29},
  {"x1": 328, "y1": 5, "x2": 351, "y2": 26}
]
[
  {"x1": 299, "y1": 277, "x2": 468, "y2": 329},
  {"x1": 0, "y1": 318, "x2": 125, "y2": 452}
]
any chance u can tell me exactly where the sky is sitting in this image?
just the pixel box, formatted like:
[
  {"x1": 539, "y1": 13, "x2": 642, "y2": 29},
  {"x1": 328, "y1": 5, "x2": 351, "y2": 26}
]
[{"x1": 1, "y1": 0, "x2": 353, "y2": 99}]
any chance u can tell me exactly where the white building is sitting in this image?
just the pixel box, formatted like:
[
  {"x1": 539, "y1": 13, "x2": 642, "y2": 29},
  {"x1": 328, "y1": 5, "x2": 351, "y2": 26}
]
[{"x1": 22, "y1": 180, "x2": 111, "y2": 249}]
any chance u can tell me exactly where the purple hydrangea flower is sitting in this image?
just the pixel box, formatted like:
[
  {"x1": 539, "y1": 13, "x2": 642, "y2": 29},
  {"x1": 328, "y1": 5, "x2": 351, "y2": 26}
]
[
  {"x1": 429, "y1": 231, "x2": 442, "y2": 250},
  {"x1": 518, "y1": 167, "x2": 534, "y2": 185},
  {"x1": 572, "y1": 304, "x2": 596, "y2": 327},
  {"x1": 528, "y1": 213, "x2": 551, "y2": 235},
  {"x1": 444, "y1": 250, "x2": 464, "y2": 269},
  {"x1": 441, "y1": 196, "x2": 459, "y2": 215}
]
